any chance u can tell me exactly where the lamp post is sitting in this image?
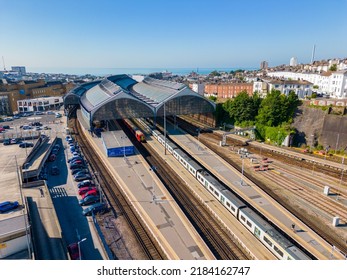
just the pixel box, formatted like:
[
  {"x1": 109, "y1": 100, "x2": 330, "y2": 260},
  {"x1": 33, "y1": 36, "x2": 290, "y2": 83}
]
[
  {"x1": 240, "y1": 155, "x2": 245, "y2": 186},
  {"x1": 78, "y1": 238, "x2": 87, "y2": 260},
  {"x1": 196, "y1": 128, "x2": 200, "y2": 151}
]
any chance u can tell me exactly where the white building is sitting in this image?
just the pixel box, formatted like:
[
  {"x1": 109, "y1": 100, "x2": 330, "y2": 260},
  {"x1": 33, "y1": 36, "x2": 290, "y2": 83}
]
[
  {"x1": 267, "y1": 70, "x2": 347, "y2": 99},
  {"x1": 17, "y1": 96, "x2": 63, "y2": 113},
  {"x1": 190, "y1": 83, "x2": 205, "y2": 96},
  {"x1": 263, "y1": 78, "x2": 312, "y2": 99},
  {"x1": 290, "y1": 57, "x2": 298, "y2": 67}
]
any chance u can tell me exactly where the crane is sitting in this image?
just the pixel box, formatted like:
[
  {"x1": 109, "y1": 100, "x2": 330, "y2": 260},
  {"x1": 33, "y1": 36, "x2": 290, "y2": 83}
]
[{"x1": 2, "y1": 56, "x2": 7, "y2": 71}]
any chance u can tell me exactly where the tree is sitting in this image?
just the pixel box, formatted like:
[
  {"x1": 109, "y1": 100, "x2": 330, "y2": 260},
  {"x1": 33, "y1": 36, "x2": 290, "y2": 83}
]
[
  {"x1": 225, "y1": 91, "x2": 258, "y2": 125},
  {"x1": 329, "y1": 64, "x2": 337, "y2": 71}
]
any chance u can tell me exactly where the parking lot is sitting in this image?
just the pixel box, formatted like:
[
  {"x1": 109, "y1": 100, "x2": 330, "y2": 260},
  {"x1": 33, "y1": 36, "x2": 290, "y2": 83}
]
[
  {"x1": 43, "y1": 133, "x2": 107, "y2": 260},
  {"x1": 1, "y1": 110, "x2": 107, "y2": 259}
]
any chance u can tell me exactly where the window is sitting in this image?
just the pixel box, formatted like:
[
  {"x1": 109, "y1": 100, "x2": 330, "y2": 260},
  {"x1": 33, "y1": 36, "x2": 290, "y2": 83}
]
[
  {"x1": 246, "y1": 220, "x2": 252, "y2": 228},
  {"x1": 214, "y1": 190, "x2": 219, "y2": 197},
  {"x1": 274, "y1": 246, "x2": 284, "y2": 257},
  {"x1": 240, "y1": 215, "x2": 245, "y2": 222},
  {"x1": 226, "y1": 201, "x2": 231, "y2": 207},
  {"x1": 263, "y1": 236, "x2": 272, "y2": 247},
  {"x1": 230, "y1": 206, "x2": 235, "y2": 212}
]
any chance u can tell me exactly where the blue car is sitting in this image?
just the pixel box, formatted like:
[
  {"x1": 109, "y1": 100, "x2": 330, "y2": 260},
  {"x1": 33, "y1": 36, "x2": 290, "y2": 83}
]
[{"x1": 0, "y1": 201, "x2": 19, "y2": 213}]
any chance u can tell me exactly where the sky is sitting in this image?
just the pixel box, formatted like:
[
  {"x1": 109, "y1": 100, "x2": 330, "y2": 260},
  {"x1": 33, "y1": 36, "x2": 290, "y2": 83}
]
[{"x1": 0, "y1": 0, "x2": 347, "y2": 71}]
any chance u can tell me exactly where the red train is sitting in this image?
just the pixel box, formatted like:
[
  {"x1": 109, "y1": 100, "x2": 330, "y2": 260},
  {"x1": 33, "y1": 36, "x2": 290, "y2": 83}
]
[{"x1": 123, "y1": 119, "x2": 146, "y2": 142}]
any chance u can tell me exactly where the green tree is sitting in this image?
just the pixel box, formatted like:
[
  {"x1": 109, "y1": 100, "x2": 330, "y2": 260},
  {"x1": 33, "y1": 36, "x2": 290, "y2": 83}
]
[
  {"x1": 329, "y1": 64, "x2": 337, "y2": 71},
  {"x1": 256, "y1": 90, "x2": 285, "y2": 126}
]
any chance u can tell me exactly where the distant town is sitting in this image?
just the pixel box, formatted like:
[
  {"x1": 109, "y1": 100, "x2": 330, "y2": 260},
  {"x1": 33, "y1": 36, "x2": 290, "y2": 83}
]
[{"x1": 1, "y1": 56, "x2": 347, "y2": 117}]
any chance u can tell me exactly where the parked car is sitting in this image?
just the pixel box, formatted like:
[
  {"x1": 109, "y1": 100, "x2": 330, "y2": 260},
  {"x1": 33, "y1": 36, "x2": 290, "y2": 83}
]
[
  {"x1": 78, "y1": 186, "x2": 98, "y2": 196},
  {"x1": 81, "y1": 189, "x2": 99, "y2": 199},
  {"x1": 51, "y1": 148, "x2": 59, "y2": 155},
  {"x1": 70, "y1": 160, "x2": 84, "y2": 167},
  {"x1": 82, "y1": 202, "x2": 107, "y2": 216},
  {"x1": 10, "y1": 138, "x2": 21, "y2": 144},
  {"x1": 67, "y1": 243, "x2": 80, "y2": 260},
  {"x1": 51, "y1": 166, "x2": 59, "y2": 175},
  {"x1": 19, "y1": 142, "x2": 34, "y2": 148},
  {"x1": 77, "y1": 180, "x2": 94, "y2": 189},
  {"x1": 70, "y1": 163, "x2": 86, "y2": 170},
  {"x1": 71, "y1": 168, "x2": 89, "y2": 176},
  {"x1": 68, "y1": 156, "x2": 83, "y2": 163},
  {"x1": 2, "y1": 125, "x2": 10, "y2": 129},
  {"x1": 74, "y1": 173, "x2": 92, "y2": 182},
  {"x1": 73, "y1": 170, "x2": 89, "y2": 178},
  {"x1": 48, "y1": 154, "x2": 56, "y2": 162},
  {"x1": 79, "y1": 195, "x2": 99, "y2": 206},
  {"x1": 0, "y1": 201, "x2": 19, "y2": 213},
  {"x1": 66, "y1": 135, "x2": 72, "y2": 141},
  {"x1": 3, "y1": 139, "x2": 11, "y2": 145}
]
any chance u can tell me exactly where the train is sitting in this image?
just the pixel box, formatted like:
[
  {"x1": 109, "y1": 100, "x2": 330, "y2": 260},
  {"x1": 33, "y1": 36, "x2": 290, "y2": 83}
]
[
  {"x1": 123, "y1": 119, "x2": 146, "y2": 142},
  {"x1": 142, "y1": 120, "x2": 311, "y2": 260}
]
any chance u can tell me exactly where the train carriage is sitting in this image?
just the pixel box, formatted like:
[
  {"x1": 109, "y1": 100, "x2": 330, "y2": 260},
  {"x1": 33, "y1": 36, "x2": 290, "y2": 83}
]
[
  {"x1": 220, "y1": 189, "x2": 246, "y2": 217},
  {"x1": 145, "y1": 119, "x2": 311, "y2": 260}
]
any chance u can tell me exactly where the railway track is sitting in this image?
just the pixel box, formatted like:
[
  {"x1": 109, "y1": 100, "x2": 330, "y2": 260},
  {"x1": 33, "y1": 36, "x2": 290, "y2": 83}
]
[
  {"x1": 117, "y1": 119, "x2": 251, "y2": 260},
  {"x1": 263, "y1": 170, "x2": 347, "y2": 223},
  {"x1": 171, "y1": 116, "x2": 347, "y2": 255},
  {"x1": 70, "y1": 116, "x2": 167, "y2": 260},
  {"x1": 272, "y1": 163, "x2": 347, "y2": 200}
]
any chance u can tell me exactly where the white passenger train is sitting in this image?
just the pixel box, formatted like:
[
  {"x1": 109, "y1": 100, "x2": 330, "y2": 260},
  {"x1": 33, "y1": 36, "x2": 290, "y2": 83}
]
[{"x1": 147, "y1": 123, "x2": 311, "y2": 260}]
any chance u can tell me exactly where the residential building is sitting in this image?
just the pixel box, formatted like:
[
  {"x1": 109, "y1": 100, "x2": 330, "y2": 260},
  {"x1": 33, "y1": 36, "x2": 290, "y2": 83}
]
[
  {"x1": 189, "y1": 83, "x2": 205, "y2": 96},
  {"x1": 204, "y1": 82, "x2": 254, "y2": 99},
  {"x1": 263, "y1": 78, "x2": 313, "y2": 99},
  {"x1": 260, "y1": 61, "x2": 268, "y2": 70},
  {"x1": 267, "y1": 70, "x2": 347, "y2": 99}
]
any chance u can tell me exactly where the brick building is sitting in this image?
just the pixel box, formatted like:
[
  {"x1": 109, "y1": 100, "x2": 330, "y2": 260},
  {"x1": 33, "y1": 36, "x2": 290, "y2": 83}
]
[
  {"x1": 0, "y1": 79, "x2": 75, "y2": 114},
  {"x1": 204, "y1": 82, "x2": 254, "y2": 99}
]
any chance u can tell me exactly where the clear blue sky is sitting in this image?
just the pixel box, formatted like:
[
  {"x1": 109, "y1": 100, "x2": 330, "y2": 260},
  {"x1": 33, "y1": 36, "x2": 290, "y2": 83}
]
[{"x1": 1, "y1": 0, "x2": 346, "y2": 70}]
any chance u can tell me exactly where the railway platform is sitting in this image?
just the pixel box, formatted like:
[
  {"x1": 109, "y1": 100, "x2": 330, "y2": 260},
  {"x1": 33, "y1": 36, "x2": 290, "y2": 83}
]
[
  {"x1": 162, "y1": 121, "x2": 346, "y2": 260},
  {"x1": 77, "y1": 111, "x2": 215, "y2": 260},
  {"x1": 147, "y1": 133, "x2": 276, "y2": 260}
]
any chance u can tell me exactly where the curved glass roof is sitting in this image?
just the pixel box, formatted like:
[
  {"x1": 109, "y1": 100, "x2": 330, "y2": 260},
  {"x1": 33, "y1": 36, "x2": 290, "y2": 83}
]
[{"x1": 64, "y1": 74, "x2": 215, "y2": 121}]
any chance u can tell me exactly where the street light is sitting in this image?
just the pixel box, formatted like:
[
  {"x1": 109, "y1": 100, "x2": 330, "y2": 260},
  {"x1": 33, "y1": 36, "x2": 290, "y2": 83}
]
[
  {"x1": 78, "y1": 238, "x2": 87, "y2": 260},
  {"x1": 196, "y1": 128, "x2": 200, "y2": 150},
  {"x1": 240, "y1": 155, "x2": 245, "y2": 186}
]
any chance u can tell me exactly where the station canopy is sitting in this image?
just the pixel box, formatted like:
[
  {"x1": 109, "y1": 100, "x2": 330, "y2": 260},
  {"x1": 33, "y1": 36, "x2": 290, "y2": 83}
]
[{"x1": 64, "y1": 74, "x2": 215, "y2": 122}]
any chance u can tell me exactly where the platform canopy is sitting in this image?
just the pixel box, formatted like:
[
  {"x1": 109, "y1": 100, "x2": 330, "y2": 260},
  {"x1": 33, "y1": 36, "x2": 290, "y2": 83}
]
[{"x1": 64, "y1": 74, "x2": 215, "y2": 122}]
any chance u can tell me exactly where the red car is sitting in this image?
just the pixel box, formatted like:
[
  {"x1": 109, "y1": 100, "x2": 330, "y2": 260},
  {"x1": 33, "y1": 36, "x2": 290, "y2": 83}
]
[
  {"x1": 67, "y1": 243, "x2": 80, "y2": 260},
  {"x1": 78, "y1": 186, "x2": 97, "y2": 196},
  {"x1": 82, "y1": 189, "x2": 99, "y2": 199}
]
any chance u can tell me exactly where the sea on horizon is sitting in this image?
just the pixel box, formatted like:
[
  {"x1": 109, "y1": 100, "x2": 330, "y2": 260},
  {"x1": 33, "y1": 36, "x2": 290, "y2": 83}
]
[{"x1": 27, "y1": 67, "x2": 257, "y2": 76}]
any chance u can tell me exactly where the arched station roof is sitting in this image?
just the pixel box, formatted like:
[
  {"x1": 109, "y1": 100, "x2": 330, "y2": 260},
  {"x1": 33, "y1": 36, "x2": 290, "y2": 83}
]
[{"x1": 64, "y1": 74, "x2": 215, "y2": 122}]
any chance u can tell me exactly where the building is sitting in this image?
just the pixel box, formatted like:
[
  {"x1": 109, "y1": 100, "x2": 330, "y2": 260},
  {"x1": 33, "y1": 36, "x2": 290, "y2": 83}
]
[
  {"x1": 0, "y1": 79, "x2": 74, "y2": 114},
  {"x1": 17, "y1": 96, "x2": 64, "y2": 113},
  {"x1": 204, "y1": 82, "x2": 254, "y2": 99},
  {"x1": 263, "y1": 78, "x2": 313, "y2": 99},
  {"x1": 267, "y1": 70, "x2": 347, "y2": 99},
  {"x1": 260, "y1": 61, "x2": 268, "y2": 70},
  {"x1": 189, "y1": 83, "x2": 205, "y2": 96},
  {"x1": 290, "y1": 57, "x2": 298, "y2": 67},
  {"x1": 11, "y1": 66, "x2": 26, "y2": 75}
]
